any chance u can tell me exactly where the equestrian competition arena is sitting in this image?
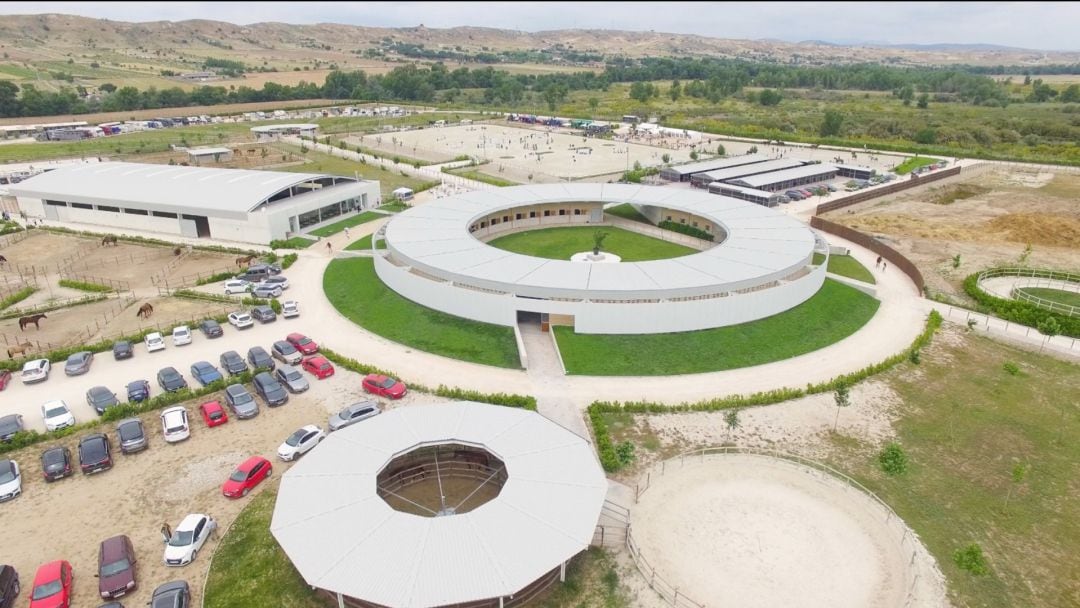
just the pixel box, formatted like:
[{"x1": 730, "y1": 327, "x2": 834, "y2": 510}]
[{"x1": 375, "y1": 184, "x2": 826, "y2": 334}]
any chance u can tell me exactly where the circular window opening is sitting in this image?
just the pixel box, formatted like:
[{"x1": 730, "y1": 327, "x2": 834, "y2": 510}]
[{"x1": 377, "y1": 443, "x2": 507, "y2": 518}]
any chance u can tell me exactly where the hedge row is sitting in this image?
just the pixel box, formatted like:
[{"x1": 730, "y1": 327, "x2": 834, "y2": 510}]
[
  {"x1": 0, "y1": 287, "x2": 35, "y2": 310},
  {"x1": 172, "y1": 289, "x2": 268, "y2": 307},
  {"x1": 281, "y1": 253, "x2": 299, "y2": 269},
  {"x1": 194, "y1": 271, "x2": 238, "y2": 286},
  {"x1": 963, "y1": 271, "x2": 1080, "y2": 338},
  {"x1": 319, "y1": 347, "x2": 536, "y2": 410},
  {"x1": 58, "y1": 279, "x2": 115, "y2": 293},
  {"x1": 0, "y1": 293, "x2": 108, "y2": 320},
  {"x1": 587, "y1": 310, "x2": 943, "y2": 472},
  {"x1": 658, "y1": 220, "x2": 715, "y2": 242},
  {"x1": 39, "y1": 226, "x2": 260, "y2": 256}
]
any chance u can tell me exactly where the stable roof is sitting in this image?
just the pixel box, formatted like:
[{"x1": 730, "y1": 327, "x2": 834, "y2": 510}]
[
  {"x1": 661, "y1": 153, "x2": 769, "y2": 177},
  {"x1": 728, "y1": 164, "x2": 838, "y2": 189},
  {"x1": 696, "y1": 157, "x2": 806, "y2": 183},
  {"x1": 186, "y1": 147, "x2": 232, "y2": 156}
]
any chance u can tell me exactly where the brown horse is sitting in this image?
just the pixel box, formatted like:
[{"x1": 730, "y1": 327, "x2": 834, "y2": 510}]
[
  {"x1": 18, "y1": 313, "x2": 46, "y2": 331},
  {"x1": 0, "y1": 254, "x2": 7, "y2": 266},
  {"x1": 236, "y1": 254, "x2": 257, "y2": 268},
  {"x1": 136, "y1": 303, "x2": 154, "y2": 319},
  {"x1": 173, "y1": 247, "x2": 183, "y2": 256},
  {"x1": 102, "y1": 235, "x2": 118, "y2": 246},
  {"x1": 7, "y1": 341, "x2": 32, "y2": 359}
]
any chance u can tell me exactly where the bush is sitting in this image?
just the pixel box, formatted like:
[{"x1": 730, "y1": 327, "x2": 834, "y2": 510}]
[
  {"x1": 953, "y1": 543, "x2": 990, "y2": 576},
  {"x1": 658, "y1": 220, "x2": 715, "y2": 241},
  {"x1": 1002, "y1": 361, "x2": 1020, "y2": 375},
  {"x1": 878, "y1": 443, "x2": 909, "y2": 475},
  {"x1": 963, "y1": 270, "x2": 1080, "y2": 338},
  {"x1": 0, "y1": 287, "x2": 35, "y2": 310},
  {"x1": 269, "y1": 299, "x2": 282, "y2": 314},
  {"x1": 615, "y1": 441, "x2": 636, "y2": 466},
  {"x1": 908, "y1": 349, "x2": 921, "y2": 364},
  {"x1": 281, "y1": 253, "x2": 299, "y2": 269},
  {"x1": 194, "y1": 271, "x2": 237, "y2": 286},
  {"x1": 58, "y1": 279, "x2": 114, "y2": 293}
]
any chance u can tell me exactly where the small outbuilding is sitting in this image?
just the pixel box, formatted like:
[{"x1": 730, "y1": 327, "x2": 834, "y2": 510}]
[
  {"x1": 392, "y1": 186, "x2": 414, "y2": 201},
  {"x1": 186, "y1": 147, "x2": 233, "y2": 163}
]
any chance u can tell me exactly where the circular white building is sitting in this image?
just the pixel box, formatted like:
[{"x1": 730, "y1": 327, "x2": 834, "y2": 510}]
[
  {"x1": 376, "y1": 184, "x2": 827, "y2": 334},
  {"x1": 271, "y1": 402, "x2": 608, "y2": 608}
]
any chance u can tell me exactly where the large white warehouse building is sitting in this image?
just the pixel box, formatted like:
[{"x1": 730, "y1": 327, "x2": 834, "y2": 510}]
[{"x1": 9, "y1": 162, "x2": 380, "y2": 245}]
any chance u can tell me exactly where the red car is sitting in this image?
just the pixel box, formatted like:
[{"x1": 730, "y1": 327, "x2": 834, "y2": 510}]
[
  {"x1": 29, "y1": 559, "x2": 73, "y2": 608},
  {"x1": 286, "y1": 333, "x2": 319, "y2": 355},
  {"x1": 0, "y1": 369, "x2": 11, "y2": 391},
  {"x1": 301, "y1": 356, "x2": 335, "y2": 380},
  {"x1": 222, "y1": 456, "x2": 272, "y2": 499},
  {"x1": 362, "y1": 374, "x2": 407, "y2": 399},
  {"x1": 199, "y1": 401, "x2": 229, "y2": 428}
]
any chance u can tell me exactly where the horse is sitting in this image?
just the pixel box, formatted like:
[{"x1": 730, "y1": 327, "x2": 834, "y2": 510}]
[
  {"x1": 18, "y1": 313, "x2": 46, "y2": 331},
  {"x1": 136, "y1": 303, "x2": 154, "y2": 319},
  {"x1": 173, "y1": 247, "x2": 182, "y2": 256},
  {"x1": 236, "y1": 254, "x2": 257, "y2": 268},
  {"x1": 102, "y1": 235, "x2": 118, "y2": 247},
  {"x1": 7, "y1": 341, "x2": 32, "y2": 359},
  {"x1": 0, "y1": 254, "x2": 6, "y2": 266}
]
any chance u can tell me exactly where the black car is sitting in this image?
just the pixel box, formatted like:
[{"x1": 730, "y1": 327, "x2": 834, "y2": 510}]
[
  {"x1": 253, "y1": 371, "x2": 289, "y2": 407},
  {"x1": 87, "y1": 386, "x2": 120, "y2": 415},
  {"x1": 0, "y1": 564, "x2": 18, "y2": 608},
  {"x1": 157, "y1": 367, "x2": 188, "y2": 392},
  {"x1": 250, "y1": 305, "x2": 276, "y2": 323},
  {"x1": 219, "y1": 351, "x2": 248, "y2": 375},
  {"x1": 40, "y1": 446, "x2": 73, "y2": 482},
  {"x1": 0, "y1": 414, "x2": 23, "y2": 442},
  {"x1": 149, "y1": 580, "x2": 190, "y2": 608},
  {"x1": 126, "y1": 379, "x2": 151, "y2": 403},
  {"x1": 112, "y1": 340, "x2": 134, "y2": 361},
  {"x1": 199, "y1": 319, "x2": 224, "y2": 339},
  {"x1": 78, "y1": 434, "x2": 113, "y2": 474},
  {"x1": 246, "y1": 346, "x2": 275, "y2": 371},
  {"x1": 117, "y1": 418, "x2": 148, "y2": 454}
]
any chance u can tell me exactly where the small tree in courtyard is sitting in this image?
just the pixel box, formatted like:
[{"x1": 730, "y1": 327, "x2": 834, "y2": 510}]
[
  {"x1": 1037, "y1": 316, "x2": 1060, "y2": 352},
  {"x1": 724, "y1": 408, "x2": 742, "y2": 442},
  {"x1": 592, "y1": 229, "x2": 609, "y2": 256},
  {"x1": 833, "y1": 383, "x2": 851, "y2": 431}
]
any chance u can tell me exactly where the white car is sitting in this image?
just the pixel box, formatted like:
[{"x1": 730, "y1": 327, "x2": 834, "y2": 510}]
[
  {"x1": 0, "y1": 459, "x2": 21, "y2": 503},
  {"x1": 163, "y1": 513, "x2": 217, "y2": 566},
  {"x1": 228, "y1": 311, "x2": 254, "y2": 329},
  {"x1": 223, "y1": 279, "x2": 251, "y2": 295},
  {"x1": 282, "y1": 300, "x2": 300, "y2": 318},
  {"x1": 145, "y1": 332, "x2": 166, "y2": 352},
  {"x1": 277, "y1": 425, "x2": 325, "y2": 461},
  {"x1": 41, "y1": 400, "x2": 76, "y2": 431},
  {"x1": 161, "y1": 407, "x2": 190, "y2": 443},
  {"x1": 172, "y1": 325, "x2": 193, "y2": 346},
  {"x1": 20, "y1": 358, "x2": 51, "y2": 384}
]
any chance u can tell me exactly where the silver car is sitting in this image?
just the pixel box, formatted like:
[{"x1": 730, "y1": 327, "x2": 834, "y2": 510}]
[
  {"x1": 224, "y1": 384, "x2": 259, "y2": 419},
  {"x1": 117, "y1": 418, "x2": 149, "y2": 454},
  {"x1": 274, "y1": 364, "x2": 309, "y2": 394},
  {"x1": 64, "y1": 351, "x2": 94, "y2": 376},
  {"x1": 328, "y1": 401, "x2": 381, "y2": 432}
]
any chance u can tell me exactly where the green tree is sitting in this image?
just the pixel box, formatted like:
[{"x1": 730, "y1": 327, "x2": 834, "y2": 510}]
[
  {"x1": 716, "y1": 143, "x2": 725, "y2": 156},
  {"x1": 954, "y1": 543, "x2": 990, "y2": 576},
  {"x1": 1037, "y1": 316, "x2": 1060, "y2": 352},
  {"x1": 897, "y1": 84, "x2": 914, "y2": 106},
  {"x1": 669, "y1": 79, "x2": 681, "y2": 102},
  {"x1": 879, "y1": 443, "x2": 909, "y2": 475},
  {"x1": 723, "y1": 408, "x2": 741, "y2": 441},
  {"x1": 592, "y1": 229, "x2": 609, "y2": 255},
  {"x1": 758, "y1": 88, "x2": 782, "y2": 106},
  {"x1": 1060, "y1": 84, "x2": 1080, "y2": 103},
  {"x1": 629, "y1": 81, "x2": 651, "y2": 103},
  {"x1": 820, "y1": 109, "x2": 844, "y2": 137},
  {"x1": 588, "y1": 96, "x2": 599, "y2": 115},
  {"x1": 833, "y1": 383, "x2": 850, "y2": 431},
  {"x1": 661, "y1": 153, "x2": 670, "y2": 164},
  {"x1": 917, "y1": 93, "x2": 929, "y2": 109},
  {"x1": 689, "y1": 149, "x2": 698, "y2": 161},
  {"x1": 98, "y1": 82, "x2": 117, "y2": 93}
]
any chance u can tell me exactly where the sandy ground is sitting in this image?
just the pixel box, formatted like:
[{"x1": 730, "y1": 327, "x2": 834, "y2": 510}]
[{"x1": 628, "y1": 454, "x2": 947, "y2": 608}]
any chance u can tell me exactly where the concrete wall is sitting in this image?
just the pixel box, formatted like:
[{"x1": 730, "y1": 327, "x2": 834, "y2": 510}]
[{"x1": 469, "y1": 202, "x2": 601, "y2": 239}]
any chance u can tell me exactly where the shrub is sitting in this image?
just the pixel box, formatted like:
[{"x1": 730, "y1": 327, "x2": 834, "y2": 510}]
[
  {"x1": 878, "y1": 443, "x2": 909, "y2": 475},
  {"x1": 281, "y1": 253, "x2": 299, "y2": 269},
  {"x1": 963, "y1": 270, "x2": 1080, "y2": 338},
  {"x1": 615, "y1": 441, "x2": 636, "y2": 466},
  {"x1": 269, "y1": 299, "x2": 282, "y2": 314},
  {"x1": 908, "y1": 349, "x2": 921, "y2": 364},
  {"x1": 194, "y1": 271, "x2": 237, "y2": 286},
  {"x1": 658, "y1": 220, "x2": 715, "y2": 241},
  {"x1": 0, "y1": 287, "x2": 35, "y2": 310},
  {"x1": 1002, "y1": 361, "x2": 1020, "y2": 376},
  {"x1": 953, "y1": 543, "x2": 990, "y2": 576},
  {"x1": 58, "y1": 279, "x2": 114, "y2": 293}
]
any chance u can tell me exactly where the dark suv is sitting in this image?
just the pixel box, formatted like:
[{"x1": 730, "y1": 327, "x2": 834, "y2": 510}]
[
  {"x1": 246, "y1": 346, "x2": 275, "y2": 371},
  {"x1": 40, "y1": 446, "x2": 73, "y2": 482},
  {"x1": 149, "y1": 580, "x2": 190, "y2": 608},
  {"x1": 0, "y1": 564, "x2": 18, "y2": 608},
  {"x1": 98, "y1": 534, "x2": 137, "y2": 600},
  {"x1": 250, "y1": 305, "x2": 276, "y2": 323},
  {"x1": 253, "y1": 372, "x2": 289, "y2": 407},
  {"x1": 112, "y1": 340, "x2": 134, "y2": 361},
  {"x1": 199, "y1": 319, "x2": 224, "y2": 339},
  {"x1": 78, "y1": 433, "x2": 113, "y2": 474},
  {"x1": 219, "y1": 351, "x2": 248, "y2": 376}
]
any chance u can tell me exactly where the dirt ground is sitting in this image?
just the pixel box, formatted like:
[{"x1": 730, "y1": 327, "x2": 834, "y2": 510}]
[
  {"x1": 0, "y1": 231, "x2": 96, "y2": 276},
  {"x1": 822, "y1": 168, "x2": 1080, "y2": 299},
  {"x1": 0, "y1": 298, "x2": 133, "y2": 352},
  {"x1": 0, "y1": 364, "x2": 448, "y2": 608}
]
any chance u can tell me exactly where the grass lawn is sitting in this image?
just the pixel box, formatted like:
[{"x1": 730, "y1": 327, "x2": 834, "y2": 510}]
[
  {"x1": 605, "y1": 203, "x2": 652, "y2": 224},
  {"x1": 813, "y1": 253, "x2": 877, "y2": 284},
  {"x1": 273, "y1": 236, "x2": 318, "y2": 249},
  {"x1": 308, "y1": 211, "x2": 384, "y2": 238},
  {"x1": 554, "y1": 279, "x2": 879, "y2": 375},
  {"x1": 487, "y1": 226, "x2": 696, "y2": 262},
  {"x1": 446, "y1": 168, "x2": 520, "y2": 187},
  {"x1": 1016, "y1": 286, "x2": 1080, "y2": 309},
  {"x1": 204, "y1": 488, "x2": 327, "y2": 608},
  {"x1": 275, "y1": 145, "x2": 437, "y2": 198},
  {"x1": 377, "y1": 202, "x2": 409, "y2": 213},
  {"x1": 893, "y1": 156, "x2": 939, "y2": 174},
  {"x1": 827, "y1": 331, "x2": 1080, "y2": 608},
  {"x1": 324, "y1": 258, "x2": 520, "y2": 368},
  {"x1": 345, "y1": 234, "x2": 386, "y2": 251}
]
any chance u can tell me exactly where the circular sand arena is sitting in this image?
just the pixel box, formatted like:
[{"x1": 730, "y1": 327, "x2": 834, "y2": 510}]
[{"x1": 629, "y1": 452, "x2": 946, "y2": 608}]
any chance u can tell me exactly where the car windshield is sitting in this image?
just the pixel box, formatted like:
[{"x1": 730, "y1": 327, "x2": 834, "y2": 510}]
[
  {"x1": 278, "y1": 343, "x2": 295, "y2": 353},
  {"x1": 379, "y1": 378, "x2": 397, "y2": 389},
  {"x1": 295, "y1": 337, "x2": 311, "y2": 345},
  {"x1": 0, "y1": 464, "x2": 15, "y2": 484},
  {"x1": 45, "y1": 406, "x2": 68, "y2": 418},
  {"x1": 32, "y1": 580, "x2": 62, "y2": 600},
  {"x1": 100, "y1": 558, "x2": 131, "y2": 577},
  {"x1": 285, "y1": 429, "x2": 306, "y2": 446},
  {"x1": 229, "y1": 469, "x2": 247, "y2": 482},
  {"x1": 209, "y1": 410, "x2": 223, "y2": 420},
  {"x1": 284, "y1": 370, "x2": 302, "y2": 381},
  {"x1": 43, "y1": 451, "x2": 64, "y2": 466},
  {"x1": 233, "y1": 392, "x2": 253, "y2": 404},
  {"x1": 91, "y1": 391, "x2": 114, "y2": 404},
  {"x1": 115, "y1": 342, "x2": 130, "y2": 350},
  {"x1": 168, "y1": 531, "x2": 193, "y2": 547},
  {"x1": 119, "y1": 423, "x2": 141, "y2": 440}
]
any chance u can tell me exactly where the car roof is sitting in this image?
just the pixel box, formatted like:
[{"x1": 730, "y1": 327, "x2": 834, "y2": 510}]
[
  {"x1": 100, "y1": 534, "x2": 130, "y2": 559},
  {"x1": 80, "y1": 433, "x2": 107, "y2": 445},
  {"x1": 177, "y1": 513, "x2": 208, "y2": 530},
  {"x1": 117, "y1": 417, "x2": 142, "y2": 428},
  {"x1": 193, "y1": 361, "x2": 213, "y2": 368},
  {"x1": 162, "y1": 406, "x2": 186, "y2": 418},
  {"x1": 160, "y1": 366, "x2": 180, "y2": 374},
  {"x1": 287, "y1": 332, "x2": 306, "y2": 339},
  {"x1": 273, "y1": 340, "x2": 293, "y2": 348},
  {"x1": 225, "y1": 384, "x2": 249, "y2": 394},
  {"x1": 201, "y1": 401, "x2": 223, "y2": 410},
  {"x1": 0, "y1": 459, "x2": 15, "y2": 473},
  {"x1": 222, "y1": 350, "x2": 241, "y2": 358},
  {"x1": 88, "y1": 385, "x2": 112, "y2": 394},
  {"x1": 307, "y1": 355, "x2": 329, "y2": 364},
  {"x1": 23, "y1": 359, "x2": 47, "y2": 368},
  {"x1": 146, "y1": 332, "x2": 162, "y2": 338},
  {"x1": 127, "y1": 379, "x2": 148, "y2": 387},
  {"x1": 249, "y1": 346, "x2": 268, "y2": 354},
  {"x1": 33, "y1": 560, "x2": 65, "y2": 581},
  {"x1": 238, "y1": 455, "x2": 267, "y2": 470}
]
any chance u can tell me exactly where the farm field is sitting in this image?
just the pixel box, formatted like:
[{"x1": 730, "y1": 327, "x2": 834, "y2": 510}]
[{"x1": 0, "y1": 99, "x2": 344, "y2": 128}]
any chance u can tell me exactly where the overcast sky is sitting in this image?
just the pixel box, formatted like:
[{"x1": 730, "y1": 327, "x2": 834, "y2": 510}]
[{"x1": 4, "y1": 1, "x2": 1078, "y2": 51}]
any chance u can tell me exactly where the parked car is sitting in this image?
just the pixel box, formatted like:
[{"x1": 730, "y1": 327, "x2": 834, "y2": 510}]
[
  {"x1": 224, "y1": 384, "x2": 259, "y2": 420},
  {"x1": 798, "y1": 188, "x2": 814, "y2": 198},
  {"x1": 198, "y1": 319, "x2": 224, "y2": 339},
  {"x1": 112, "y1": 340, "x2": 134, "y2": 361},
  {"x1": 162, "y1": 514, "x2": 216, "y2": 566},
  {"x1": 251, "y1": 284, "x2": 282, "y2": 299},
  {"x1": 274, "y1": 365, "x2": 309, "y2": 394},
  {"x1": 116, "y1": 418, "x2": 148, "y2": 455},
  {"x1": 282, "y1": 300, "x2": 300, "y2": 318},
  {"x1": 784, "y1": 190, "x2": 804, "y2": 200},
  {"x1": 0, "y1": 460, "x2": 20, "y2": 503},
  {"x1": 145, "y1": 332, "x2": 166, "y2": 353},
  {"x1": 0, "y1": 414, "x2": 23, "y2": 442},
  {"x1": 0, "y1": 564, "x2": 18, "y2": 608},
  {"x1": 250, "y1": 305, "x2": 277, "y2": 323},
  {"x1": 97, "y1": 535, "x2": 137, "y2": 600},
  {"x1": 40, "y1": 446, "x2": 73, "y2": 482},
  {"x1": 198, "y1": 402, "x2": 228, "y2": 428},
  {"x1": 149, "y1": 580, "x2": 190, "y2": 608},
  {"x1": 271, "y1": 340, "x2": 302, "y2": 365},
  {"x1": 78, "y1": 433, "x2": 113, "y2": 474},
  {"x1": 160, "y1": 407, "x2": 190, "y2": 443},
  {"x1": 223, "y1": 279, "x2": 251, "y2": 295},
  {"x1": 238, "y1": 265, "x2": 272, "y2": 283},
  {"x1": 227, "y1": 312, "x2": 253, "y2": 329},
  {"x1": 171, "y1": 326, "x2": 192, "y2": 347},
  {"x1": 222, "y1": 456, "x2": 272, "y2": 499},
  {"x1": 28, "y1": 560, "x2": 72, "y2": 608},
  {"x1": 21, "y1": 359, "x2": 51, "y2": 384},
  {"x1": 86, "y1": 386, "x2": 120, "y2": 415},
  {"x1": 157, "y1": 367, "x2": 188, "y2": 393},
  {"x1": 189, "y1": 362, "x2": 223, "y2": 387},
  {"x1": 277, "y1": 425, "x2": 325, "y2": 461},
  {"x1": 362, "y1": 374, "x2": 407, "y2": 399},
  {"x1": 246, "y1": 346, "x2": 275, "y2": 371},
  {"x1": 301, "y1": 356, "x2": 335, "y2": 379},
  {"x1": 0, "y1": 369, "x2": 9, "y2": 391},
  {"x1": 126, "y1": 380, "x2": 151, "y2": 403},
  {"x1": 259, "y1": 275, "x2": 289, "y2": 290},
  {"x1": 64, "y1": 351, "x2": 94, "y2": 376},
  {"x1": 41, "y1": 401, "x2": 75, "y2": 432},
  {"x1": 328, "y1": 401, "x2": 381, "y2": 432},
  {"x1": 285, "y1": 333, "x2": 318, "y2": 355},
  {"x1": 219, "y1": 351, "x2": 248, "y2": 375},
  {"x1": 253, "y1": 372, "x2": 288, "y2": 407}
]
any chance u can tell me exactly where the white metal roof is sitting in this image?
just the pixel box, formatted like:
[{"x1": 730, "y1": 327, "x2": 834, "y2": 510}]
[
  {"x1": 271, "y1": 402, "x2": 607, "y2": 608},
  {"x1": 661, "y1": 153, "x2": 769, "y2": 176},
  {"x1": 385, "y1": 184, "x2": 816, "y2": 300},
  {"x1": 728, "y1": 164, "x2": 838, "y2": 188},
  {"x1": 186, "y1": 147, "x2": 233, "y2": 156},
  {"x1": 694, "y1": 157, "x2": 806, "y2": 183},
  {"x1": 250, "y1": 123, "x2": 319, "y2": 133}
]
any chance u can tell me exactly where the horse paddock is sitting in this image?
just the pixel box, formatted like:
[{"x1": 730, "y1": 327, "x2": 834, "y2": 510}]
[{"x1": 0, "y1": 298, "x2": 131, "y2": 354}]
